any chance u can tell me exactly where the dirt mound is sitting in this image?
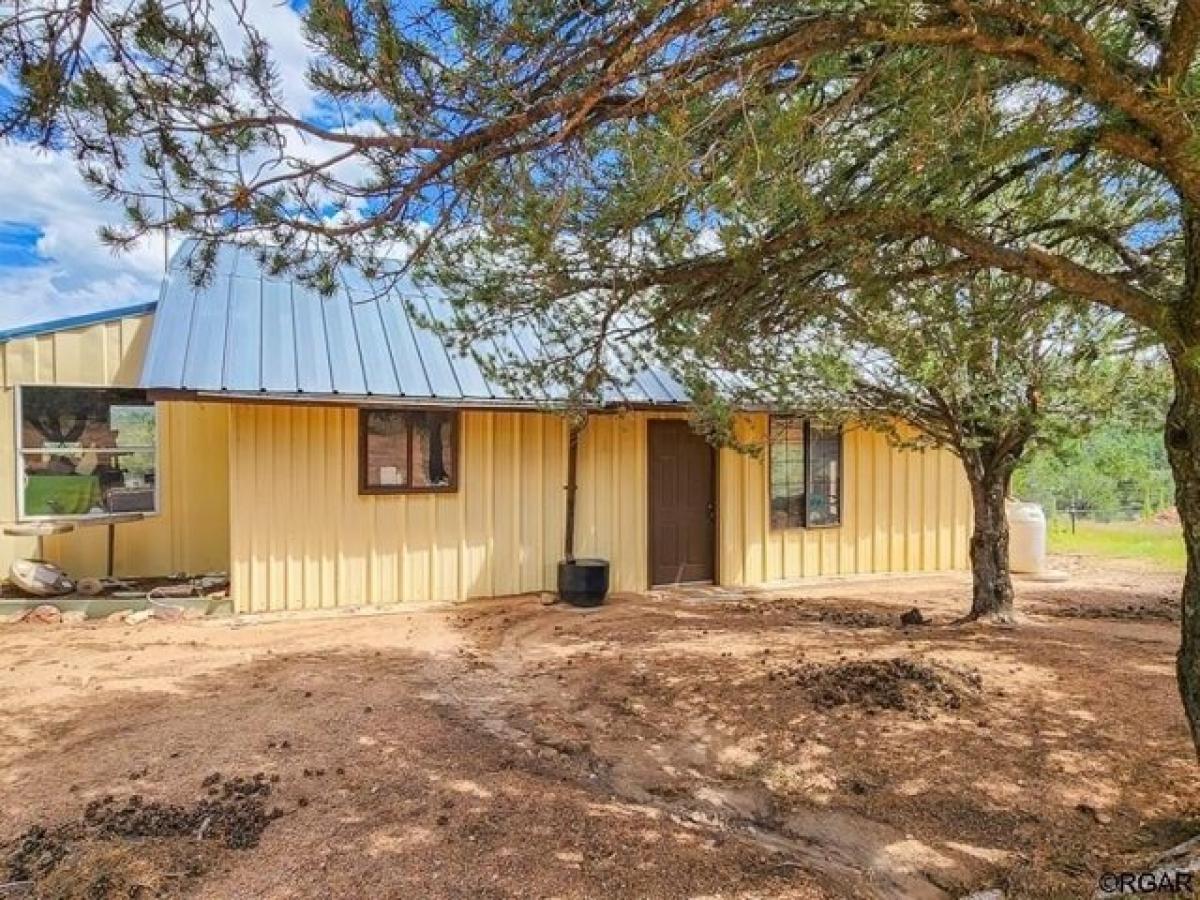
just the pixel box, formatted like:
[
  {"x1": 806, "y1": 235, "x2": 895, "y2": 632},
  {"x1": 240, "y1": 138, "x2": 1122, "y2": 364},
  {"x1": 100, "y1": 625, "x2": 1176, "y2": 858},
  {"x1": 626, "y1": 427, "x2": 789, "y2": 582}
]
[
  {"x1": 793, "y1": 608, "x2": 893, "y2": 629},
  {"x1": 5, "y1": 774, "x2": 279, "y2": 898},
  {"x1": 1047, "y1": 599, "x2": 1178, "y2": 622},
  {"x1": 785, "y1": 658, "x2": 982, "y2": 718}
]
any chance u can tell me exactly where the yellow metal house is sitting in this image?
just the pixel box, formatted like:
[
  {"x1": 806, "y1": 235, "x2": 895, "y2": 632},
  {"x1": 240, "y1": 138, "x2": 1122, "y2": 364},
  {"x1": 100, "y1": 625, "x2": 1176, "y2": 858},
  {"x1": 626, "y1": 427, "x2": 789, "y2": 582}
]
[{"x1": 0, "y1": 247, "x2": 970, "y2": 613}]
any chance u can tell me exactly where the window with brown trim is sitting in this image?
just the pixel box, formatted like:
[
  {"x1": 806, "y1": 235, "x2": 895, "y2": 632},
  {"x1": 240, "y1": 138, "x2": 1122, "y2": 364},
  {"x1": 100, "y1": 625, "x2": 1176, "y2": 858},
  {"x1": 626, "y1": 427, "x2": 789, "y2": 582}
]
[
  {"x1": 359, "y1": 409, "x2": 459, "y2": 494},
  {"x1": 768, "y1": 417, "x2": 843, "y2": 529}
]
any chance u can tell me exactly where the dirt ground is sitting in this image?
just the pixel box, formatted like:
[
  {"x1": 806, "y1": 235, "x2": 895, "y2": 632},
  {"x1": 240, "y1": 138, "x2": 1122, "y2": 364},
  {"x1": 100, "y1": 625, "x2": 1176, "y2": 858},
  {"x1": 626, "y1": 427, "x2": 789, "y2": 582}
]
[{"x1": 0, "y1": 555, "x2": 1195, "y2": 899}]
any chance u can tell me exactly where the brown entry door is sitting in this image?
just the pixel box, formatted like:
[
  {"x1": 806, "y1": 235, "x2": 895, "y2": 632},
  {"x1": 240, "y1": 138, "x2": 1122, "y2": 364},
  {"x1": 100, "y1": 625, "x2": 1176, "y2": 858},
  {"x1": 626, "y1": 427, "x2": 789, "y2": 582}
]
[{"x1": 648, "y1": 420, "x2": 716, "y2": 586}]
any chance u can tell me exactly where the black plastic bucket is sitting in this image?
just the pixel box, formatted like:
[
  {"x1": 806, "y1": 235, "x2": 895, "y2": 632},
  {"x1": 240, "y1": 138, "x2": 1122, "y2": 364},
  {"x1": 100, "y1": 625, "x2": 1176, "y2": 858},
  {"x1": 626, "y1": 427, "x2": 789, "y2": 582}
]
[{"x1": 557, "y1": 558, "x2": 610, "y2": 607}]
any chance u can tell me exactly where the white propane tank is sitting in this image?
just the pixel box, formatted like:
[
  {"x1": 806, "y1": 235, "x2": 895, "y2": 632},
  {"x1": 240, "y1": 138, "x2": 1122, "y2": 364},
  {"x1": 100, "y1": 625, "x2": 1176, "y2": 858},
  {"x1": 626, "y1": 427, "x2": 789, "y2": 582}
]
[{"x1": 1007, "y1": 500, "x2": 1047, "y2": 574}]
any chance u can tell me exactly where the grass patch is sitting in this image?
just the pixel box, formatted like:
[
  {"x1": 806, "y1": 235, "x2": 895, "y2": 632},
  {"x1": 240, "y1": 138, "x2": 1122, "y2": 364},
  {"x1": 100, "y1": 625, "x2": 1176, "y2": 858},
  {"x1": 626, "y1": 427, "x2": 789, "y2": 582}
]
[{"x1": 1048, "y1": 520, "x2": 1185, "y2": 571}]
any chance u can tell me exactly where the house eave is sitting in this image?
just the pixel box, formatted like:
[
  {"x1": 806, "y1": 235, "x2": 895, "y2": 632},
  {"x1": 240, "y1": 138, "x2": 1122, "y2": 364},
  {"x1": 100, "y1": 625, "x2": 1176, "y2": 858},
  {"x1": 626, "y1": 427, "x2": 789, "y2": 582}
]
[{"x1": 146, "y1": 387, "x2": 712, "y2": 414}]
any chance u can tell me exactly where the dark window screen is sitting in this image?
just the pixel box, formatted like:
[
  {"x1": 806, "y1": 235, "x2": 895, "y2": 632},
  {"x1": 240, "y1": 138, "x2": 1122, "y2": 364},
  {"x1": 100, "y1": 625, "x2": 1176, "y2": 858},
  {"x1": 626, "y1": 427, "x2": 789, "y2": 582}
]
[{"x1": 806, "y1": 425, "x2": 842, "y2": 527}]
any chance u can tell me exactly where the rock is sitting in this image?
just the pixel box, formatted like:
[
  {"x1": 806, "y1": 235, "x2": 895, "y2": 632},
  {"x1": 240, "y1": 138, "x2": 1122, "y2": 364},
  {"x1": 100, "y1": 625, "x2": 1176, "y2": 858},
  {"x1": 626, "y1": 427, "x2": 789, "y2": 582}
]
[
  {"x1": 1076, "y1": 802, "x2": 1112, "y2": 825},
  {"x1": 1154, "y1": 833, "x2": 1200, "y2": 869},
  {"x1": 76, "y1": 576, "x2": 106, "y2": 596},
  {"x1": 25, "y1": 604, "x2": 62, "y2": 625},
  {"x1": 152, "y1": 604, "x2": 185, "y2": 622},
  {"x1": 899, "y1": 607, "x2": 927, "y2": 626},
  {"x1": 105, "y1": 609, "x2": 131, "y2": 624},
  {"x1": 961, "y1": 891, "x2": 1004, "y2": 900},
  {"x1": 125, "y1": 609, "x2": 154, "y2": 625},
  {"x1": 60, "y1": 610, "x2": 87, "y2": 625}
]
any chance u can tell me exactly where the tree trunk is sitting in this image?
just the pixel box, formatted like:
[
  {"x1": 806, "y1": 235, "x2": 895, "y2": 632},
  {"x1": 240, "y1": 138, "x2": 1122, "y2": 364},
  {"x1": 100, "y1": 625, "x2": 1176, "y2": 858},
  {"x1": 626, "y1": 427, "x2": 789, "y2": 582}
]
[
  {"x1": 563, "y1": 420, "x2": 583, "y2": 560},
  {"x1": 1168, "y1": 358, "x2": 1200, "y2": 756},
  {"x1": 964, "y1": 460, "x2": 1016, "y2": 622}
]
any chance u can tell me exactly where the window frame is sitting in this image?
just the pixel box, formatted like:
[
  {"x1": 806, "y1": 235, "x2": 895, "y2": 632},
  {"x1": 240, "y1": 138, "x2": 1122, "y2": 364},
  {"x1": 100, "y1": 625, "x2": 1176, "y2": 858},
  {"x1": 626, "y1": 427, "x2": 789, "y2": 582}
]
[
  {"x1": 803, "y1": 422, "x2": 843, "y2": 529},
  {"x1": 357, "y1": 407, "x2": 461, "y2": 496},
  {"x1": 767, "y1": 415, "x2": 807, "y2": 531},
  {"x1": 14, "y1": 383, "x2": 162, "y2": 522},
  {"x1": 767, "y1": 416, "x2": 844, "y2": 531}
]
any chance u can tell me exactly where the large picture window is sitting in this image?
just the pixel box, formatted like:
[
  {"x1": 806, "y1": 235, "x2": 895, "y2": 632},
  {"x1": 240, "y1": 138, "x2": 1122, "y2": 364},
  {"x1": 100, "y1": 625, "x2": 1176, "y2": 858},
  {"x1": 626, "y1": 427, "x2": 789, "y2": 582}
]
[
  {"x1": 359, "y1": 409, "x2": 458, "y2": 494},
  {"x1": 769, "y1": 417, "x2": 842, "y2": 529},
  {"x1": 17, "y1": 386, "x2": 158, "y2": 520}
]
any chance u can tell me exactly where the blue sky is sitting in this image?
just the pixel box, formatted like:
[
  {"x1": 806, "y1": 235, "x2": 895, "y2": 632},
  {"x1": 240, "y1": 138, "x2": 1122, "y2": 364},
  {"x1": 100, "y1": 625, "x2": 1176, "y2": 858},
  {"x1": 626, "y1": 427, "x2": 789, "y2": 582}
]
[
  {"x1": 0, "y1": 224, "x2": 43, "y2": 269},
  {"x1": 0, "y1": 2, "x2": 314, "y2": 332}
]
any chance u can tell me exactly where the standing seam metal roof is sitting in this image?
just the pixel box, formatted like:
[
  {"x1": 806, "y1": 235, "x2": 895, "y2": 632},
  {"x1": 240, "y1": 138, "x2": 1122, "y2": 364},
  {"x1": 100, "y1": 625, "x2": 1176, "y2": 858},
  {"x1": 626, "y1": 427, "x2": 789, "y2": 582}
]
[{"x1": 139, "y1": 242, "x2": 694, "y2": 406}]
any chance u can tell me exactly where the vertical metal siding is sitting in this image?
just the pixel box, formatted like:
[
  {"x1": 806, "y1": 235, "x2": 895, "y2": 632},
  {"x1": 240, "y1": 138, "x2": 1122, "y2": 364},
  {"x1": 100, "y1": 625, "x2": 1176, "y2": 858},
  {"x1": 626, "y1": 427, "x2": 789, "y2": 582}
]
[
  {"x1": 0, "y1": 314, "x2": 230, "y2": 577},
  {"x1": 227, "y1": 408, "x2": 670, "y2": 610},
  {"x1": 227, "y1": 407, "x2": 970, "y2": 611},
  {"x1": 227, "y1": 405, "x2": 570, "y2": 611},
  {"x1": 718, "y1": 414, "x2": 971, "y2": 584},
  {"x1": 574, "y1": 411, "x2": 656, "y2": 590}
]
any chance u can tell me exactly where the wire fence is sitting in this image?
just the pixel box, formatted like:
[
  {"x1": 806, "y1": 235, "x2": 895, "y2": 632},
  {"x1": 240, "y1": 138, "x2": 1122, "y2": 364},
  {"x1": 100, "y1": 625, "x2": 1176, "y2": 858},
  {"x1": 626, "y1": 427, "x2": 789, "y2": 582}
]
[{"x1": 1047, "y1": 504, "x2": 1176, "y2": 532}]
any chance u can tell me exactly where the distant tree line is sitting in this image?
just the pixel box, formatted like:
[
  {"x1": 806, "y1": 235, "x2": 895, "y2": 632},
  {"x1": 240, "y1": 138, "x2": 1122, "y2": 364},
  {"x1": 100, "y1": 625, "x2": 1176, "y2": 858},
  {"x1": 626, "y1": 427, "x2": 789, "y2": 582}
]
[{"x1": 1015, "y1": 425, "x2": 1176, "y2": 521}]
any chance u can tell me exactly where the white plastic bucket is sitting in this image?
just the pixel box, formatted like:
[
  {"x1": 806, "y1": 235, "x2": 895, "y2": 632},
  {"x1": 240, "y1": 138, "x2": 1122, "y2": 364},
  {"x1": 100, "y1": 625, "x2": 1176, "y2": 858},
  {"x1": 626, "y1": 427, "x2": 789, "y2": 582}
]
[{"x1": 1007, "y1": 501, "x2": 1047, "y2": 574}]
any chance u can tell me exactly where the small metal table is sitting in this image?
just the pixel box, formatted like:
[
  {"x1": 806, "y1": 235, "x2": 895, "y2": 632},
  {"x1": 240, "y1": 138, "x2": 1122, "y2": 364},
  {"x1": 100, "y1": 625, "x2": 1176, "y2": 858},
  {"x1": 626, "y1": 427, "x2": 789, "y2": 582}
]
[{"x1": 3, "y1": 513, "x2": 146, "y2": 575}]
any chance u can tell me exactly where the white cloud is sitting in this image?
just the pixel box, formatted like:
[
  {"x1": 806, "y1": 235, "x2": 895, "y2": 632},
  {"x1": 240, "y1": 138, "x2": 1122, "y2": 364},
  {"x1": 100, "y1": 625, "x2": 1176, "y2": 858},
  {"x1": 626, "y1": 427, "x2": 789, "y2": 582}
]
[
  {"x1": 0, "y1": 264, "x2": 160, "y2": 331},
  {"x1": 212, "y1": 0, "x2": 316, "y2": 115},
  {"x1": 0, "y1": 0, "x2": 314, "y2": 332},
  {"x1": 0, "y1": 142, "x2": 169, "y2": 330}
]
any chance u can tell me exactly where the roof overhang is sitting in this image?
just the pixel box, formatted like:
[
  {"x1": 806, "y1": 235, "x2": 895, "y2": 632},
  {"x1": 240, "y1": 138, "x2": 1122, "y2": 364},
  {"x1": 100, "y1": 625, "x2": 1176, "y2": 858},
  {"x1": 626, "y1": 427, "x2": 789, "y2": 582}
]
[{"x1": 146, "y1": 387, "x2": 703, "y2": 414}]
